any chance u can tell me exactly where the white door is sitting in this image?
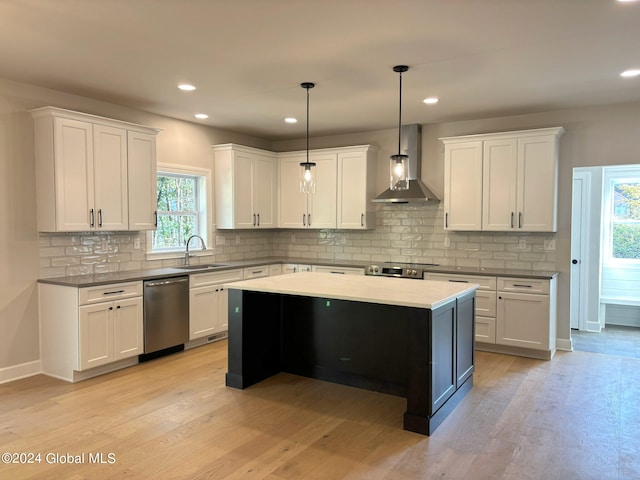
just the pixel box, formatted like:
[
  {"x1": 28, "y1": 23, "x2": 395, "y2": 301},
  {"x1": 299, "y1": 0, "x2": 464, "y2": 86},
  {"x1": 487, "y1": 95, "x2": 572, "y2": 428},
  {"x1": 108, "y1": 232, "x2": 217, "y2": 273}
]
[
  {"x1": 570, "y1": 171, "x2": 592, "y2": 331},
  {"x1": 113, "y1": 297, "x2": 144, "y2": 360},
  {"x1": 278, "y1": 156, "x2": 307, "y2": 228},
  {"x1": 233, "y1": 151, "x2": 255, "y2": 229},
  {"x1": 444, "y1": 141, "x2": 483, "y2": 230},
  {"x1": 54, "y1": 117, "x2": 94, "y2": 231},
  {"x1": 128, "y1": 131, "x2": 158, "y2": 230},
  {"x1": 93, "y1": 124, "x2": 128, "y2": 230},
  {"x1": 79, "y1": 302, "x2": 113, "y2": 370},
  {"x1": 482, "y1": 138, "x2": 517, "y2": 231},
  {"x1": 337, "y1": 151, "x2": 367, "y2": 229},
  {"x1": 189, "y1": 285, "x2": 217, "y2": 340},
  {"x1": 517, "y1": 135, "x2": 557, "y2": 231},
  {"x1": 216, "y1": 286, "x2": 229, "y2": 332},
  {"x1": 252, "y1": 154, "x2": 276, "y2": 228},
  {"x1": 496, "y1": 292, "x2": 550, "y2": 350},
  {"x1": 308, "y1": 152, "x2": 337, "y2": 229}
]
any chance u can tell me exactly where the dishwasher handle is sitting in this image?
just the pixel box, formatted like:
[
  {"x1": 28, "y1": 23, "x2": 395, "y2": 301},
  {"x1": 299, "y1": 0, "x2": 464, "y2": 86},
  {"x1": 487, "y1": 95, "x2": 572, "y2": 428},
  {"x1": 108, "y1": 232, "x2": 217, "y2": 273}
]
[{"x1": 145, "y1": 277, "x2": 189, "y2": 288}]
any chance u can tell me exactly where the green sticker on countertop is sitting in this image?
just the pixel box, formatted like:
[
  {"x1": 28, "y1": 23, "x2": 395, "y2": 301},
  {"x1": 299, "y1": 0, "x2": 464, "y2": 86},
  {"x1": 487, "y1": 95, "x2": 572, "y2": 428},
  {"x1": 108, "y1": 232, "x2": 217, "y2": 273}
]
[
  {"x1": 235, "y1": 306, "x2": 240, "y2": 313},
  {"x1": 326, "y1": 300, "x2": 331, "y2": 307}
]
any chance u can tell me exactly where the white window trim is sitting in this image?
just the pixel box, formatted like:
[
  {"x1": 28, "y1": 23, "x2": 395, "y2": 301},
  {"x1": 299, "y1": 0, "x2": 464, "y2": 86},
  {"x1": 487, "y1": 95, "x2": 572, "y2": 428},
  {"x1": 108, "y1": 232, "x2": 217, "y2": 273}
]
[
  {"x1": 602, "y1": 165, "x2": 640, "y2": 269},
  {"x1": 146, "y1": 163, "x2": 213, "y2": 261}
]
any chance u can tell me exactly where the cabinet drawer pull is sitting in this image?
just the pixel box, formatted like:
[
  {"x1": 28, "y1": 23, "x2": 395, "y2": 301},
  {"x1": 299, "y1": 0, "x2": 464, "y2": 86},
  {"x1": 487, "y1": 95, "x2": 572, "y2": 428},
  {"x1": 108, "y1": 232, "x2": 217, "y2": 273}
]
[
  {"x1": 103, "y1": 290, "x2": 125, "y2": 295},
  {"x1": 330, "y1": 271, "x2": 345, "y2": 274},
  {"x1": 449, "y1": 279, "x2": 469, "y2": 283},
  {"x1": 512, "y1": 283, "x2": 533, "y2": 288}
]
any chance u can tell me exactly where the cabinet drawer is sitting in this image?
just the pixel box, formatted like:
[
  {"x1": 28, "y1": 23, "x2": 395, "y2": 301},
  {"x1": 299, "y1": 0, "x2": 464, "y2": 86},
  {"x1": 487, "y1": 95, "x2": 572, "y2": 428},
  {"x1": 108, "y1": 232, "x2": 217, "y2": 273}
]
[
  {"x1": 243, "y1": 266, "x2": 270, "y2": 279},
  {"x1": 497, "y1": 277, "x2": 549, "y2": 294},
  {"x1": 269, "y1": 264, "x2": 283, "y2": 276},
  {"x1": 476, "y1": 290, "x2": 496, "y2": 317},
  {"x1": 476, "y1": 316, "x2": 496, "y2": 344},
  {"x1": 425, "y1": 273, "x2": 496, "y2": 290},
  {"x1": 190, "y1": 269, "x2": 243, "y2": 288},
  {"x1": 312, "y1": 265, "x2": 365, "y2": 275},
  {"x1": 79, "y1": 281, "x2": 142, "y2": 305}
]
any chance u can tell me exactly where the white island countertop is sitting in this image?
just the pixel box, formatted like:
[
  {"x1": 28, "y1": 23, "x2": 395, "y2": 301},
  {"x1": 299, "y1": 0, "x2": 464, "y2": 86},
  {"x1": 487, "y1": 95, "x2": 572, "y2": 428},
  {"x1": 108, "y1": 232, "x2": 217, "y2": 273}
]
[{"x1": 227, "y1": 272, "x2": 478, "y2": 309}]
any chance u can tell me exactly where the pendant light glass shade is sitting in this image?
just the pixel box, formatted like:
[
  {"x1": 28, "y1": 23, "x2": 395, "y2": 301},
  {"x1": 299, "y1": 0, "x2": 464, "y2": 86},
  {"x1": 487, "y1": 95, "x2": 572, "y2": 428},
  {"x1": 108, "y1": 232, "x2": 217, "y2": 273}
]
[
  {"x1": 300, "y1": 82, "x2": 316, "y2": 194},
  {"x1": 390, "y1": 65, "x2": 410, "y2": 191}
]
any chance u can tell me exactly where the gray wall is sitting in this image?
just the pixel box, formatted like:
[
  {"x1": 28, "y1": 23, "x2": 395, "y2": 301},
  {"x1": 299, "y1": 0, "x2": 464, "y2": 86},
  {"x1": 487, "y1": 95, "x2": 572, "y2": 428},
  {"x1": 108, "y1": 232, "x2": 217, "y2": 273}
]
[{"x1": 3, "y1": 74, "x2": 640, "y2": 376}]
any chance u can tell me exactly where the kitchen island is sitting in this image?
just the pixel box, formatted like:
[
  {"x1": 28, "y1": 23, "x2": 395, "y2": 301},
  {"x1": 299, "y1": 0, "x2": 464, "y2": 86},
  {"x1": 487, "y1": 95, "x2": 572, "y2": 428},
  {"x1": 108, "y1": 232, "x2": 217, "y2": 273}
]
[{"x1": 225, "y1": 272, "x2": 477, "y2": 435}]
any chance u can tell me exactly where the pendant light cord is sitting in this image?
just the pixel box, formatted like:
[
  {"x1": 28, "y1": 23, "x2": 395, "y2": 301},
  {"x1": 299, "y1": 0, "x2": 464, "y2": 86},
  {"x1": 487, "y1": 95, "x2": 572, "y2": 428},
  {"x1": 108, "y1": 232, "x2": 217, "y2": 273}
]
[
  {"x1": 306, "y1": 85, "x2": 310, "y2": 163},
  {"x1": 397, "y1": 69, "x2": 402, "y2": 156}
]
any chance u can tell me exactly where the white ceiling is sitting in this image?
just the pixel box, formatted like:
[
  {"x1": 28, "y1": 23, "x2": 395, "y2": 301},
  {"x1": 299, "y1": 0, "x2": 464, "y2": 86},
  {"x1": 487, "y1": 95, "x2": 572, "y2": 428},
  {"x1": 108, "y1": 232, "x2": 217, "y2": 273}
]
[{"x1": 1, "y1": 0, "x2": 639, "y2": 140}]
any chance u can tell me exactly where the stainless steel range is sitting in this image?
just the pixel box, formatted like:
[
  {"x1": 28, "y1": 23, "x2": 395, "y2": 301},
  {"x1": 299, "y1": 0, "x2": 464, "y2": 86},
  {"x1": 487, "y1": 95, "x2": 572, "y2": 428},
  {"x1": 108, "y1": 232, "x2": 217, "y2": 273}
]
[{"x1": 365, "y1": 262, "x2": 440, "y2": 279}]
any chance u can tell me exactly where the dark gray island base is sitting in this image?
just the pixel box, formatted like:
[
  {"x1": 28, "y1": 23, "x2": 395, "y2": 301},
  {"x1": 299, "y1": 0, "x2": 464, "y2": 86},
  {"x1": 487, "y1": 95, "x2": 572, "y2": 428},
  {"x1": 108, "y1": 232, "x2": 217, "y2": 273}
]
[{"x1": 225, "y1": 285, "x2": 476, "y2": 435}]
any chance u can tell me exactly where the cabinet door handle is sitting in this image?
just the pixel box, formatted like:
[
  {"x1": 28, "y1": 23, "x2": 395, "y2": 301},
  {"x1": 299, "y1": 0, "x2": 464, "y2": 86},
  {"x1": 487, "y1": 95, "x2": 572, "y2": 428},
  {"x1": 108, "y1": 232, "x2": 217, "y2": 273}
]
[
  {"x1": 445, "y1": 212, "x2": 448, "y2": 228},
  {"x1": 253, "y1": 213, "x2": 256, "y2": 226},
  {"x1": 108, "y1": 306, "x2": 113, "y2": 311},
  {"x1": 257, "y1": 213, "x2": 260, "y2": 226},
  {"x1": 361, "y1": 213, "x2": 364, "y2": 227},
  {"x1": 303, "y1": 213, "x2": 306, "y2": 226},
  {"x1": 103, "y1": 290, "x2": 125, "y2": 295},
  {"x1": 518, "y1": 212, "x2": 523, "y2": 229},
  {"x1": 116, "y1": 305, "x2": 121, "y2": 309},
  {"x1": 90, "y1": 208, "x2": 95, "y2": 228},
  {"x1": 308, "y1": 213, "x2": 311, "y2": 226},
  {"x1": 510, "y1": 212, "x2": 514, "y2": 229},
  {"x1": 154, "y1": 211, "x2": 158, "y2": 228},
  {"x1": 98, "y1": 209, "x2": 103, "y2": 228}
]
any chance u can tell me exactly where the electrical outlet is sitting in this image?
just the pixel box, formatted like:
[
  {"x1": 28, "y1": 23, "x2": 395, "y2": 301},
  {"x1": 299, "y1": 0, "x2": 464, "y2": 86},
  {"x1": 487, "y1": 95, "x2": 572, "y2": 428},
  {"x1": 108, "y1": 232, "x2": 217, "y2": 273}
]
[
  {"x1": 133, "y1": 237, "x2": 141, "y2": 250},
  {"x1": 544, "y1": 238, "x2": 556, "y2": 251},
  {"x1": 215, "y1": 235, "x2": 225, "y2": 246},
  {"x1": 444, "y1": 236, "x2": 451, "y2": 248},
  {"x1": 291, "y1": 234, "x2": 296, "y2": 244},
  {"x1": 518, "y1": 238, "x2": 527, "y2": 249}
]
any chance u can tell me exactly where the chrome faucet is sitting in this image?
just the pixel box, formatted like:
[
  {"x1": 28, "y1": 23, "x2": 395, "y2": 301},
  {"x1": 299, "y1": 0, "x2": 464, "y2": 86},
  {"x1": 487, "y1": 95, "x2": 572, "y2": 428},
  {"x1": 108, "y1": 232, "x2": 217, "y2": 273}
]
[{"x1": 185, "y1": 235, "x2": 207, "y2": 266}]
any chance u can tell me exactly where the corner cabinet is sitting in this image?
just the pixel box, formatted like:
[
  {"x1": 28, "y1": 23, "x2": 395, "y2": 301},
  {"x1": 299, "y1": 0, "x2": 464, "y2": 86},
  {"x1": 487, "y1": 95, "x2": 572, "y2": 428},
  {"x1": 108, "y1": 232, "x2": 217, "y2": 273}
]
[
  {"x1": 30, "y1": 107, "x2": 160, "y2": 232},
  {"x1": 441, "y1": 127, "x2": 564, "y2": 232},
  {"x1": 213, "y1": 144, "x2": 277, "y2": 229},
  {"x1": 278, "y1": 145, "x2": 377, "y2": 230},
  {"x1": 39, "y1": 281, "x2": 144, "y2": 382},
  {"x1": 278, "y1": 151, "x2": 337, "y2": 229}
]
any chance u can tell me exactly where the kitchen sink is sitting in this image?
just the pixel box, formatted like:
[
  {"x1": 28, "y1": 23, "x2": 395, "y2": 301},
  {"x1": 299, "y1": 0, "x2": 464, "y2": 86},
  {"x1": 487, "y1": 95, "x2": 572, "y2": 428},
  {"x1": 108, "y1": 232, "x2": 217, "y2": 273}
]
[{"x1": 173, "y1": 263, "x2": 228, "y2": 270}]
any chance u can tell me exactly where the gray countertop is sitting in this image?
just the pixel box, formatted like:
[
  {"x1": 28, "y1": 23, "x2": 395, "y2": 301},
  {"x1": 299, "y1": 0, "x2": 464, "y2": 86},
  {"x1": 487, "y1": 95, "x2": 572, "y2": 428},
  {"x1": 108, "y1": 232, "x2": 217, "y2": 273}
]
[{"x1": 38, "y1": 256, "x2": 558, "y2": 288}]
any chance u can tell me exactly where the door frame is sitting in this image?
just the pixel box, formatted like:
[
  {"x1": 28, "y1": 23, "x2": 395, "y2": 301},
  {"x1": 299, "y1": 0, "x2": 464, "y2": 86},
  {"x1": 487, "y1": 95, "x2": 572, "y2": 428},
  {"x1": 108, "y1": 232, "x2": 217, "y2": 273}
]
[{"x1": 570, "y1": 170, "x2": 591, "y2": 331}]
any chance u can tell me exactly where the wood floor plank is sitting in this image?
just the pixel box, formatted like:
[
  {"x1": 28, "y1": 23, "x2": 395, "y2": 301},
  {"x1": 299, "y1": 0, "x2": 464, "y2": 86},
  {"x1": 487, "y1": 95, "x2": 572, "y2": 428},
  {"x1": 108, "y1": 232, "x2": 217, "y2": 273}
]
[{"x1": 1, "y1": 341, "x2": 639, "y2": 479}]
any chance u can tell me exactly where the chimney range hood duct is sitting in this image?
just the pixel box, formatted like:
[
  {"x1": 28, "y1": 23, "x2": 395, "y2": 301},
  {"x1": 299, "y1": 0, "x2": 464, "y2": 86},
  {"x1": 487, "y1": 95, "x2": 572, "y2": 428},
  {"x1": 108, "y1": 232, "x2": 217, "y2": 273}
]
[{"x1": 372, "y1": 124, "x2": 440, "y2": 204}]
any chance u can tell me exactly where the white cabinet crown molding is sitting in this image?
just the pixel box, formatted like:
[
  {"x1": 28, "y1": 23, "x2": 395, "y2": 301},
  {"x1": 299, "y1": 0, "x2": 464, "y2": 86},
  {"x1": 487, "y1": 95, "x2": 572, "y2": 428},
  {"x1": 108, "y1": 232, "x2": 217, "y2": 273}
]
[{"x1": 440, "y1": 126, "x2": 564, "y2": 144}]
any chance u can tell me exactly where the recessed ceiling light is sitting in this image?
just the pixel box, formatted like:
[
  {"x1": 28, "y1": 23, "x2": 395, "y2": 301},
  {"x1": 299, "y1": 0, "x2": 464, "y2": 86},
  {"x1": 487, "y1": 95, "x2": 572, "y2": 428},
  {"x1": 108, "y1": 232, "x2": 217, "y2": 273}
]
[
  {"x1": 285, "y1": 117, "x2": 298, "y2": 124},
  {"x1": 423, "y1": 97, "x2": 439, "y2": 105},
  {"x1": 178, "y1": 83, "x2": 196, "y2": 91},
  {"x1": 617, "y1": 0, "x2": 637, "y2": 3},
  {"x1": 621, "y1": 69, "x2": 640, "y2": 78},
  {"x1": 194, "y1": 113, "x2": 208, "y2": 119}
]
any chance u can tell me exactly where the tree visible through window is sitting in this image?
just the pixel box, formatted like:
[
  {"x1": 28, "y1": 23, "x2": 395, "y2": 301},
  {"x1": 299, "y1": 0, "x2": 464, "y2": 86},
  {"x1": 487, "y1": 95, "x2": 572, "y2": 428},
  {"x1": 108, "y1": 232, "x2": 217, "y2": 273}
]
[
  {"x1": 610, "y1": 180, "x2": 640, "y2": 260},
  {"x1": 153, "y1": 173, "x2": 200, "y2": 250}
]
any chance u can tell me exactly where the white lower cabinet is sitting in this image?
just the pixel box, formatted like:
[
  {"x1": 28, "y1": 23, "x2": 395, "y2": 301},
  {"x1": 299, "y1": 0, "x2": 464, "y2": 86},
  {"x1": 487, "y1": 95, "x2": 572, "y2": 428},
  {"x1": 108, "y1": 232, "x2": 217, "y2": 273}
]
[
  {"x1": 425, "y1": 273, "x2": 556, "y2": 359},
  {"x1": 39, "y1": 281, "x2": 143, "y2": 382},
  {"x1": 189, "y1": 269, "x2": 243, "y2": 340},
  {"x1": 496, "y1": 277, "x2": 556, "y2": 352}
]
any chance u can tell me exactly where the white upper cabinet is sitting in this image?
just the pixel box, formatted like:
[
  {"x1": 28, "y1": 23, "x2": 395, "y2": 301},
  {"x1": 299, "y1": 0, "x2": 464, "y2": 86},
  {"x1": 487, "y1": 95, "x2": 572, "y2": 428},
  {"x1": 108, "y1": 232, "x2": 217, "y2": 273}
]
[
  {"x1": 213, "y1": 144, "x2": 277, "y2": 229},
  {"x1": 441, "y1": 127, "x2": 564, "y2": 232},
  {"x1": 278, "y1": 151, "x2": 337, "y2": 229},
  {"x1": 30, "y1": 107, "x2": 160, "y2": 232},
  {"x1": 443, "y1": 141, "x2": 483, "y2": 231},
  {"x1": 127, "y1": 131, "x2": 158, "y2": 230},
  {"x1": 337, "y1": 146, "x2": 377, "y2": 229}
]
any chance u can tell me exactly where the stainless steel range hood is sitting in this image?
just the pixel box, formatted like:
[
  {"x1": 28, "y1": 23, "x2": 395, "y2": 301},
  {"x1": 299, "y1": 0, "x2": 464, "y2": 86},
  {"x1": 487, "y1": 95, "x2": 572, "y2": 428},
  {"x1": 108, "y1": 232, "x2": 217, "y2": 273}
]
[{"x1": 372, "y1": 124, "x2": 440, "y2": 204}]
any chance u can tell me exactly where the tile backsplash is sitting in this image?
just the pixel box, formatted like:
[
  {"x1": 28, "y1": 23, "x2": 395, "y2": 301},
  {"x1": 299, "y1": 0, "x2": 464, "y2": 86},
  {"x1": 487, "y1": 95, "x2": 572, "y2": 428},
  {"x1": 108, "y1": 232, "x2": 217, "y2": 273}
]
[{"x1": 39, "y1": 204, "x2": 557, "y2": 278}]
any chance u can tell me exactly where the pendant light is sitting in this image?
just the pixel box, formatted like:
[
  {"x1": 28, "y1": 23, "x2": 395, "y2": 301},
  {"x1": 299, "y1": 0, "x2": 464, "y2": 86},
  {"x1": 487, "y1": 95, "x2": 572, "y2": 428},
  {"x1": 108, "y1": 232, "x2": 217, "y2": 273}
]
[
  {"x1": 300, "y1": 82, "x2": 316, "y2": 194},
  {"x1": 390, "y1": 65, "x2": 409, "y2": 191}
]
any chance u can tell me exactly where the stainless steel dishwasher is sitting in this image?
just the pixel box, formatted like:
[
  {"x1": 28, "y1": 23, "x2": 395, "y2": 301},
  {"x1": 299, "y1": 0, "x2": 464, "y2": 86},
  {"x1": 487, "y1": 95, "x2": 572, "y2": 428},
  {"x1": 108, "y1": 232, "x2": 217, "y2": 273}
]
[{"x1": 142, "y1": 276, "x2": 189, "y2": 360}]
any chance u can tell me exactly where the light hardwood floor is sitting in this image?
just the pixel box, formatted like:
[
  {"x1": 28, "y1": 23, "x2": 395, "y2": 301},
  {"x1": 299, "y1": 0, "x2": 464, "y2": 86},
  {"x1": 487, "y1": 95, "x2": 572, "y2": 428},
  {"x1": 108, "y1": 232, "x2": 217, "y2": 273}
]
[{"x1": 1, "y1": 341, "x2": 638, "y2": 480}]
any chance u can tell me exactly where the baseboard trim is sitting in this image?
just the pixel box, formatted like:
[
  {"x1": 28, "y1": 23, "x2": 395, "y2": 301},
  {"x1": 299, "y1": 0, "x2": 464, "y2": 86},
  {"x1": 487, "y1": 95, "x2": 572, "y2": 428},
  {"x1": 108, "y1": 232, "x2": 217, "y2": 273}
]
[
  {"x1": 0, "y1": 360, "x2": 41, "y2": 384},
  {"x1": 556, "y1": 338, "x2": 573, "y2": 352}
]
